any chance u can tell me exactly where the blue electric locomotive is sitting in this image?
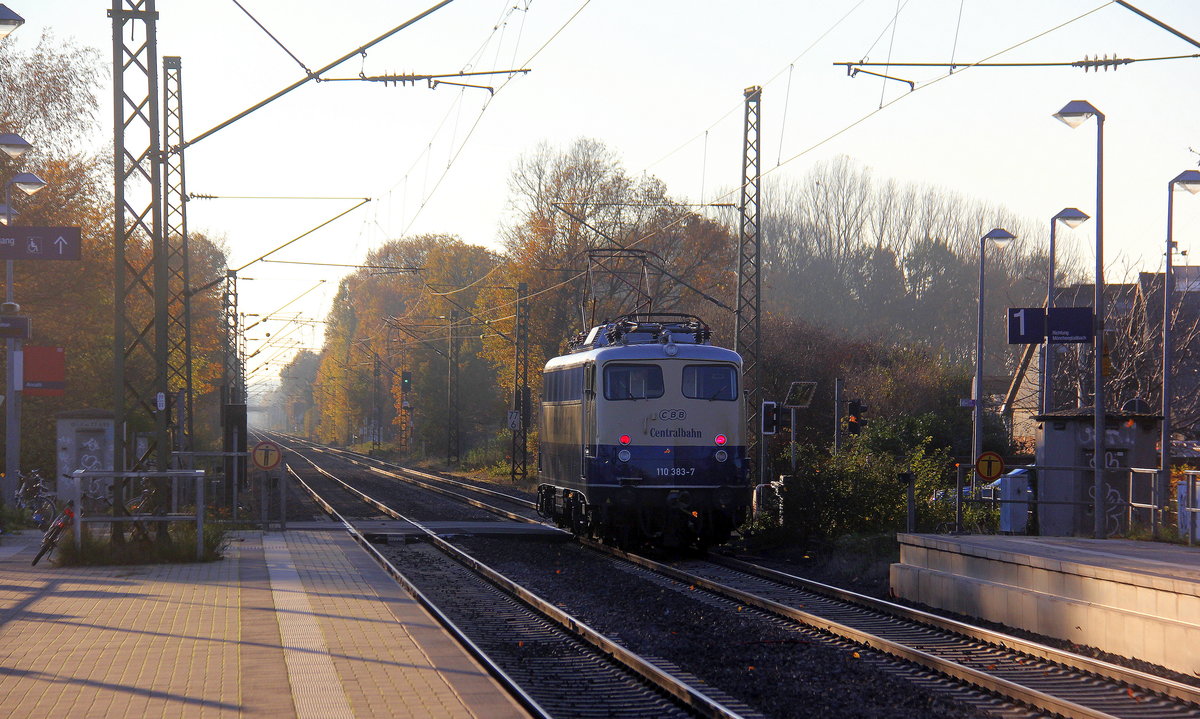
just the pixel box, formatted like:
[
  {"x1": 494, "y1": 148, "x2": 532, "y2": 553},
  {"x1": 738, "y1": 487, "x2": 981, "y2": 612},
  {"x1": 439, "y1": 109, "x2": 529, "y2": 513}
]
[{"x1": 537, "y1": 314, "x2": 749, "y2": 548}]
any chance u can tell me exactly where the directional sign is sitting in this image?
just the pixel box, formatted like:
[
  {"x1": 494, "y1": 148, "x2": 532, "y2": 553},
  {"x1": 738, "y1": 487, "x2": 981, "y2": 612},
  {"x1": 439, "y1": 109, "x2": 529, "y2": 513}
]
[
  {"x1": 0, "y1": 226, "x2": 81, "y2": 261},
  {"x1": 251, "y1": 440, "x2": 283, "y2": 471},
  {"x1": 1007, "y1": 307, "x2": 1046, "y2": 344},
  {"x1": 1048, "y1": 307, "x2": 1093, "y2": 343},
  {"x1": 0, "y1": 315, "x2": 31, "y2": 339},
  {"x1": 975, "y1": 451, "x2": 1005, "y2": 481}
]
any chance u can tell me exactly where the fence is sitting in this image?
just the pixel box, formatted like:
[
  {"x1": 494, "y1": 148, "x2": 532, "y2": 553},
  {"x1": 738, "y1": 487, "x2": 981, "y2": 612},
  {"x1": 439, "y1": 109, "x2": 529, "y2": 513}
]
[
  {"x1": 66, "y1": 469, "x2": 206, "y2": 560},
  {"x1": 949, "y1": 464, "x2": 1174, "y2": 540},
  {"x1": 173, "y1": 450, "x2": 288, "y2": 529}
]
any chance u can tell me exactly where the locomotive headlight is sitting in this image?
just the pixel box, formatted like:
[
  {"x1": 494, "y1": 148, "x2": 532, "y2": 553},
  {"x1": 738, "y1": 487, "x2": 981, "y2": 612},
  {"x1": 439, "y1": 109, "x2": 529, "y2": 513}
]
[
  {"x1": 619, "y1": 434, "x2": 631, "y2": 445},
  {"x1": 714, "y1": 434, "x2": 727, "y2": 446},
  {"x1": 714, "y1": 449, "x2": 728, "y2": 463},
  {"x1": 617, "y1": 449, "x2": 631, "y2": 462}
]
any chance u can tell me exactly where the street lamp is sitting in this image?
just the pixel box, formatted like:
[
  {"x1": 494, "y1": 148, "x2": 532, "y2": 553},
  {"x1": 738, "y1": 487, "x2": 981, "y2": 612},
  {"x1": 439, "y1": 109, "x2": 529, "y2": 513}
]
[
  {"x1": 0, "y1": 133, "x2": 31, "y2": 159},
  {"x1": 973, "y1": 227, "x2": 1015, "y2": 467},
  {"x1": 0, "y1": 5, "x2": 23, "y2": 39},
  {"x1": 1053, "y1": 99, "x2": 1106, "y2": 538},
  {"x1": 1043, "y1": 208, "x2": 1089, "y2": 414},
  {"x1": 2, "y1": 137, "x2": 47, "y2": 503},
  {"x1": 1162, "y1": 169, "x2": 1200, "y2": 532}
]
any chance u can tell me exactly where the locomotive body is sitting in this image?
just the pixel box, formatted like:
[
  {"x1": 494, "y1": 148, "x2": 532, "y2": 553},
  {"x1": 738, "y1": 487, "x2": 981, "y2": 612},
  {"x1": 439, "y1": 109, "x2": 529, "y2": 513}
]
[{"x1": 537, "y1": 314, "x2": 749, "y2": 548}]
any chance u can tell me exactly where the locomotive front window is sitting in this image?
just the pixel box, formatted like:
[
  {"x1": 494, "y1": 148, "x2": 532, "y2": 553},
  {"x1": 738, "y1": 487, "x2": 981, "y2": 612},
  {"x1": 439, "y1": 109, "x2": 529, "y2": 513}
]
[
  {"x1": 682, "y1": 364, "x2": 737, "y2": 401},
  {"x1": 604, "y1": 364, "x2": 664, "y2": 400}
]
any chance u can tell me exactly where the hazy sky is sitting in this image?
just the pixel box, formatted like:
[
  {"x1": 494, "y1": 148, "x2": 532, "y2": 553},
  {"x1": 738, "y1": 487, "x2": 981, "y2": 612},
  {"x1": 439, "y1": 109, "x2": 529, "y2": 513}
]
[{"x1": 12, "y1": 1, "x2": 1200, "y2": 391}]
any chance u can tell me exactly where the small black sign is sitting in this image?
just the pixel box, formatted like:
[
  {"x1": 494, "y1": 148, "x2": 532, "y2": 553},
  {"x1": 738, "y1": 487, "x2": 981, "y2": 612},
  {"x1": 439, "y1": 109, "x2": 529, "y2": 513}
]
[
  {"x1": 0, "y1": 226, "x2": 81, "y2": 261},
  {"x1": 1007, "y1": 307, "x2": 1045, "y2": 344},
  {"x1": 0, "y1": 315, "x2": 31, "y2": 339},
  {"x1": 1048, "y1": 307, "x2": 1093, "y2": 343}
]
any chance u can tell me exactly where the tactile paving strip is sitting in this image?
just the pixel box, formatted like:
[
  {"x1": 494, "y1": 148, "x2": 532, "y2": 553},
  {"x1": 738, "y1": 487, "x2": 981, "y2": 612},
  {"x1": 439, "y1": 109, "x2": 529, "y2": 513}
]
[{"x1": 262, "y1": 535, "x2": 354, "y2": 719}]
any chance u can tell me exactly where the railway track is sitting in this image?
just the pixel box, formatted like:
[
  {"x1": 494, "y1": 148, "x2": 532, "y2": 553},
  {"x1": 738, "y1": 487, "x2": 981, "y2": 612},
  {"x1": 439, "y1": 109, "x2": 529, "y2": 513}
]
[
  {"x1": 275, "y1": 435, "x2": 1200, "y2": 718},
  {"x1": 282, "y1": 441, "x2": 755, "y2": 719}
]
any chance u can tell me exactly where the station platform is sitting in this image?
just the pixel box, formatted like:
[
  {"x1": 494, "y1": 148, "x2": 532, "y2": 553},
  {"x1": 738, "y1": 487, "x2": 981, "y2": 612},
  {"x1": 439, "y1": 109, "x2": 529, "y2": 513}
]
[
  {"x1": 0, "y1": 527, "x2": 530, "y2": 718},
  {"x1": 891, "y1": 533, "x2": 1200, "y2": 676}
]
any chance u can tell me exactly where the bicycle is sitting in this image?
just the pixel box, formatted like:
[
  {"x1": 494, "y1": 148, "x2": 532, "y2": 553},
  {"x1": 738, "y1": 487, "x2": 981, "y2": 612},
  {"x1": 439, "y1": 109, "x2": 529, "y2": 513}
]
[
  {"x1": 14, "y1": 470, "x2": 57, "y2": 530},
  {"x1": 31, "y1": 500, "x2": 74, "y2": 566}
]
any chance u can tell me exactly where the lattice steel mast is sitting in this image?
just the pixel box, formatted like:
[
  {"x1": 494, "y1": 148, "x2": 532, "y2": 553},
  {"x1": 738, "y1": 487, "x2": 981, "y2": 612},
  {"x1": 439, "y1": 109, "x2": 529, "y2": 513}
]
[
  {"x1": 162, "y1": 55, "x2": 194, "y2": 452},
  {"x1": 735, "y1": 86, "x2": 763, "y2": 482},
  {"x1": 111, "y1": 0, "x2": 169, "y2": 472}
]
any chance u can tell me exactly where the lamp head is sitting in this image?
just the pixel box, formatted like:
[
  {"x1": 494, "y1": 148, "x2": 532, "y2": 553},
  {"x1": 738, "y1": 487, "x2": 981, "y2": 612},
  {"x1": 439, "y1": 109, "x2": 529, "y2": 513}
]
[
  {"x1": 1053, "y1": 100, "x2": 1102, "y2": 128},
  {"x1": 1171, "y1": 170, "x2": 1200, "y2": 195},
  {"x1": 0, "y1": 132, "x2": 30, "y2": 160},
  {"x1": 0, "y1": 5, "x2": 23, "y2": 40},
  {"x1": 1054, "y1": 207, "x2": 1090, "y2": 229},
  {"x1": 983, "y1": 227, "x2": 1015, "y2": 250},
  {"x1": 9, "y1": 172, "x2": 46, "y2": 196}
]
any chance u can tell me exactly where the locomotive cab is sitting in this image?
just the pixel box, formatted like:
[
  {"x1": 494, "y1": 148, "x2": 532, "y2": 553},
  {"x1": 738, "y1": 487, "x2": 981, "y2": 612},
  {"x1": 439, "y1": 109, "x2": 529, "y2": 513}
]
[{"x1": 538, "y1": 314, "x2": 749, "y2": 549}]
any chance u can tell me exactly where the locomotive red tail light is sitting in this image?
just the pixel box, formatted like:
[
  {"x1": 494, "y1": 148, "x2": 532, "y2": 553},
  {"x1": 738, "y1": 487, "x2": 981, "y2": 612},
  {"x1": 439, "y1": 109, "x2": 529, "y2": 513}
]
[
  {"x1": 619, "y1": 434, "x2": 631, "y2": 445},
  {"x1": 714, "y1": 434, "x2": 727, "y2": 446}
]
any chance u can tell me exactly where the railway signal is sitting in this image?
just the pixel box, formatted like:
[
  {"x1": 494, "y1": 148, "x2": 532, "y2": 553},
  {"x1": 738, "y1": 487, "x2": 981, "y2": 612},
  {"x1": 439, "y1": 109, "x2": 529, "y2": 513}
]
[
  {"x1": 847, "y1": 400, "x2": 867, "y2": 435},
  {"x1": 761, "y1": 401, "x2": 779, "y2": 436}
]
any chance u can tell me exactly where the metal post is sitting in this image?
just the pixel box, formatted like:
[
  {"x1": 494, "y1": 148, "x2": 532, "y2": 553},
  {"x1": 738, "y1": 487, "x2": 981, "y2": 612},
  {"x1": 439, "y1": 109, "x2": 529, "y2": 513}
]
[
  {"x1": 973, "y1": 236, "x2": 987, "y2": 466},
  {"x1": 1163, "y1": 181, "x2": 1175, "y2": 542},
  {"x1": 196, "y1": 470, "x2": 204, "y2": 560},
  {"x1": 1043, "y1": 219, "x2": 1058, "y2": 415},
  {"x1": 280, "y1": 466, "x2": 287, "y2": 531},
  {"x1": 3, "y1": 182, "x2": 18, "y2": 503},
  {"x1": 833, "y1": 378, "x2": 843, "y2": 452},
  {"x1": 956, "y1": 463, "x2": 966, "y2": 533},
  {"x1": 907, "y1": 477, "x2": 916, "y2": 533},
  {"x1": 1093, "y1": 113, "x2": 1107, "y2": 540},
  {"x1": 789, "y1": 407, "x2": 797, "y2": 475}
]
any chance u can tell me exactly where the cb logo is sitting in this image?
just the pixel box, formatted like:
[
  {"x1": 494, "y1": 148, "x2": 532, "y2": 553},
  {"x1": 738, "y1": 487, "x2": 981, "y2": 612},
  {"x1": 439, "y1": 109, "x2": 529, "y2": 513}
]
[{"x1": 659, "y1": 409, "x2": 687, "y2": 421}]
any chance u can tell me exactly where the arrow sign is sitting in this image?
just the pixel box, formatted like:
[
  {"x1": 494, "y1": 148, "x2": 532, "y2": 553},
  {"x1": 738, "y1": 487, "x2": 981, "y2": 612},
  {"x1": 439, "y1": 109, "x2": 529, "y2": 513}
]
[{"x1": 0, "y1": 226, "x2": 81, "y2": 261}]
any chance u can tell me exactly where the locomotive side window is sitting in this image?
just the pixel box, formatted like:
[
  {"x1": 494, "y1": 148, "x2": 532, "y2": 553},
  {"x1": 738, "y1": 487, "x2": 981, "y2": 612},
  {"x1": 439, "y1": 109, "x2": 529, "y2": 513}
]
[
  {"x1": 545, "y1": 366, "x2": 584, "y2": 402},
  {"x1": 604, "y1": 364, "x2": 664, "y2": 400},
  {"x1": 682, "y1": 364, "x2": 737, "y2": 401}
]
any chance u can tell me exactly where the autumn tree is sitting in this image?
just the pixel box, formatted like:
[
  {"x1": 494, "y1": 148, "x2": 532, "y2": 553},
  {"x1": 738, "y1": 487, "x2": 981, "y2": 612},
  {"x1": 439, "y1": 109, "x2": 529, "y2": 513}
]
[{"x1": 477, "y1": 138, "x2": 737, "y2": 407}]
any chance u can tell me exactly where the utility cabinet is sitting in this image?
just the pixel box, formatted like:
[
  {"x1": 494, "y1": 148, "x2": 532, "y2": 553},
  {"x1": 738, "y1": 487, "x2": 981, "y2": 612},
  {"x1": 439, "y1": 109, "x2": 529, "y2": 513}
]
[
  {"x1": 1034, "y1": 408, "x2": 1160, "y2": 536},
  {"x1": 55, "y1": 409, "x2": 115, "y2": 500}
]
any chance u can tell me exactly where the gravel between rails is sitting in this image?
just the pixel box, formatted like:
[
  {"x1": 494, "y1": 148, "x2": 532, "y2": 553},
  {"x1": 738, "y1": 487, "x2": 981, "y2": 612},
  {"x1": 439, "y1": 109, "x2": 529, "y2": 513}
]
[
  {"x1": 449, "y1": 535, "x2": 1007, "y2": 719},
  {"x1": 380, "y1": 539, "x2": 721, "y2": 719}
]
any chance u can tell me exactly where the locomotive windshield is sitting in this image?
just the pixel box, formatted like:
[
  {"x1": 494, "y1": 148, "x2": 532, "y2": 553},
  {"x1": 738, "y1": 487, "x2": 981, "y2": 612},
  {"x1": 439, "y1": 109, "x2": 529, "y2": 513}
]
[
  {"x1": 604, "y1": 364, "x2": 664, "y2": 400},
  {"x1": 682, "y1": 364, "x2": 738, "y2": 401}
]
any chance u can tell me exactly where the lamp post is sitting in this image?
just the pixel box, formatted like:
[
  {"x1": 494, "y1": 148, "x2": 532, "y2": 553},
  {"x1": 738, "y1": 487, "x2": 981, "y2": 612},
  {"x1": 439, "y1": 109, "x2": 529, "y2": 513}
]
[
  {"x1": 973, "y1": 228, "x2": 1015, "y2": 465},
  {"x1": 1054, "y1": 99, "x2": 1106, "y2": 539},
  {"x1": 1, "y1": 134, "x2": 47, "y2": 502},
  {"x1": 1043, "y1": 208, "x2": 1089, "y2": 414},
  {"x1": 0, "y1": 5, "x2": 23, "y2": 39},
  {"x1": 1162, "y1": 169, "x2": 1200, "y2": 535}
]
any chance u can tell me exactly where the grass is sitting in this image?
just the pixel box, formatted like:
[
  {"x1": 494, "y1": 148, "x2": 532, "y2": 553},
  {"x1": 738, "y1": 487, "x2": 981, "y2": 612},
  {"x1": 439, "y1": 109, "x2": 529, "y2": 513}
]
[{"x1": 52, "y1": 521, "x2": 229, "y2": 566}]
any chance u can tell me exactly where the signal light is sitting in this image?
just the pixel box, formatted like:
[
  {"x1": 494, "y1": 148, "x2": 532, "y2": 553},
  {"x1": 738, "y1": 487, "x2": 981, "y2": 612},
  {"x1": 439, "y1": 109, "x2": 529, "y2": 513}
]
[
  {"x1": 761, "y1": 401, "x2": 779, "y2": 435},
  {"x1": 847, "y1": 400, "x2": 867, "y2": 435},
  {"x1": 714, "y1": 434, "x2": 727, "y2": 446},
  {"x1": 619, "y1": 434, "x2": 631, "y2": 445}
]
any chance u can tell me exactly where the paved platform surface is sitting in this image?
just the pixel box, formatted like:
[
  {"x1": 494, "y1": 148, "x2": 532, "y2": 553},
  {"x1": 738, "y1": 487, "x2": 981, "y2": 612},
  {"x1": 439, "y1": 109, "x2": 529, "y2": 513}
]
[{"x1": 0, "y1": 528, "x2": 530, "y2": 718}]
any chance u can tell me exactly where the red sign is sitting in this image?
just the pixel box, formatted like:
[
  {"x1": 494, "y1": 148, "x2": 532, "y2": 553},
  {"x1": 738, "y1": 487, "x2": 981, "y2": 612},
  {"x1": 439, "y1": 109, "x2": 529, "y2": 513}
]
[{"x1": 24, "y1": 346, "x2": 65, "y2": 396}]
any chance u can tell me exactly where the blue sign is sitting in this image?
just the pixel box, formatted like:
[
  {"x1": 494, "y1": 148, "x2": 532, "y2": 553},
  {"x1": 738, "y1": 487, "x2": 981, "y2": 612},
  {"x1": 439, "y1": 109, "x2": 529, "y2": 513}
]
[
  {"x1": 0, "y1": 226, "x2": 81, "y2": 261},
  {"x1": 1048, "y1": 307, "x2": 1093, "y2": 343},
  {"x1": 1007, "y1": 307, "x2": 1045, "y2": 344}
]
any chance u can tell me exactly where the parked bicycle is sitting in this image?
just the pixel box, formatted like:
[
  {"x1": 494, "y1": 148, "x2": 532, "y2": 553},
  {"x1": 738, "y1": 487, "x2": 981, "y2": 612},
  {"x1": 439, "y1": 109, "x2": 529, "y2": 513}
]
[
  {"x1": 14, "y1": 470, "x2": 57, "y2": 530},
  {"x1": 31, "y1": 500, "x2": 74, "y2": 566}
]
